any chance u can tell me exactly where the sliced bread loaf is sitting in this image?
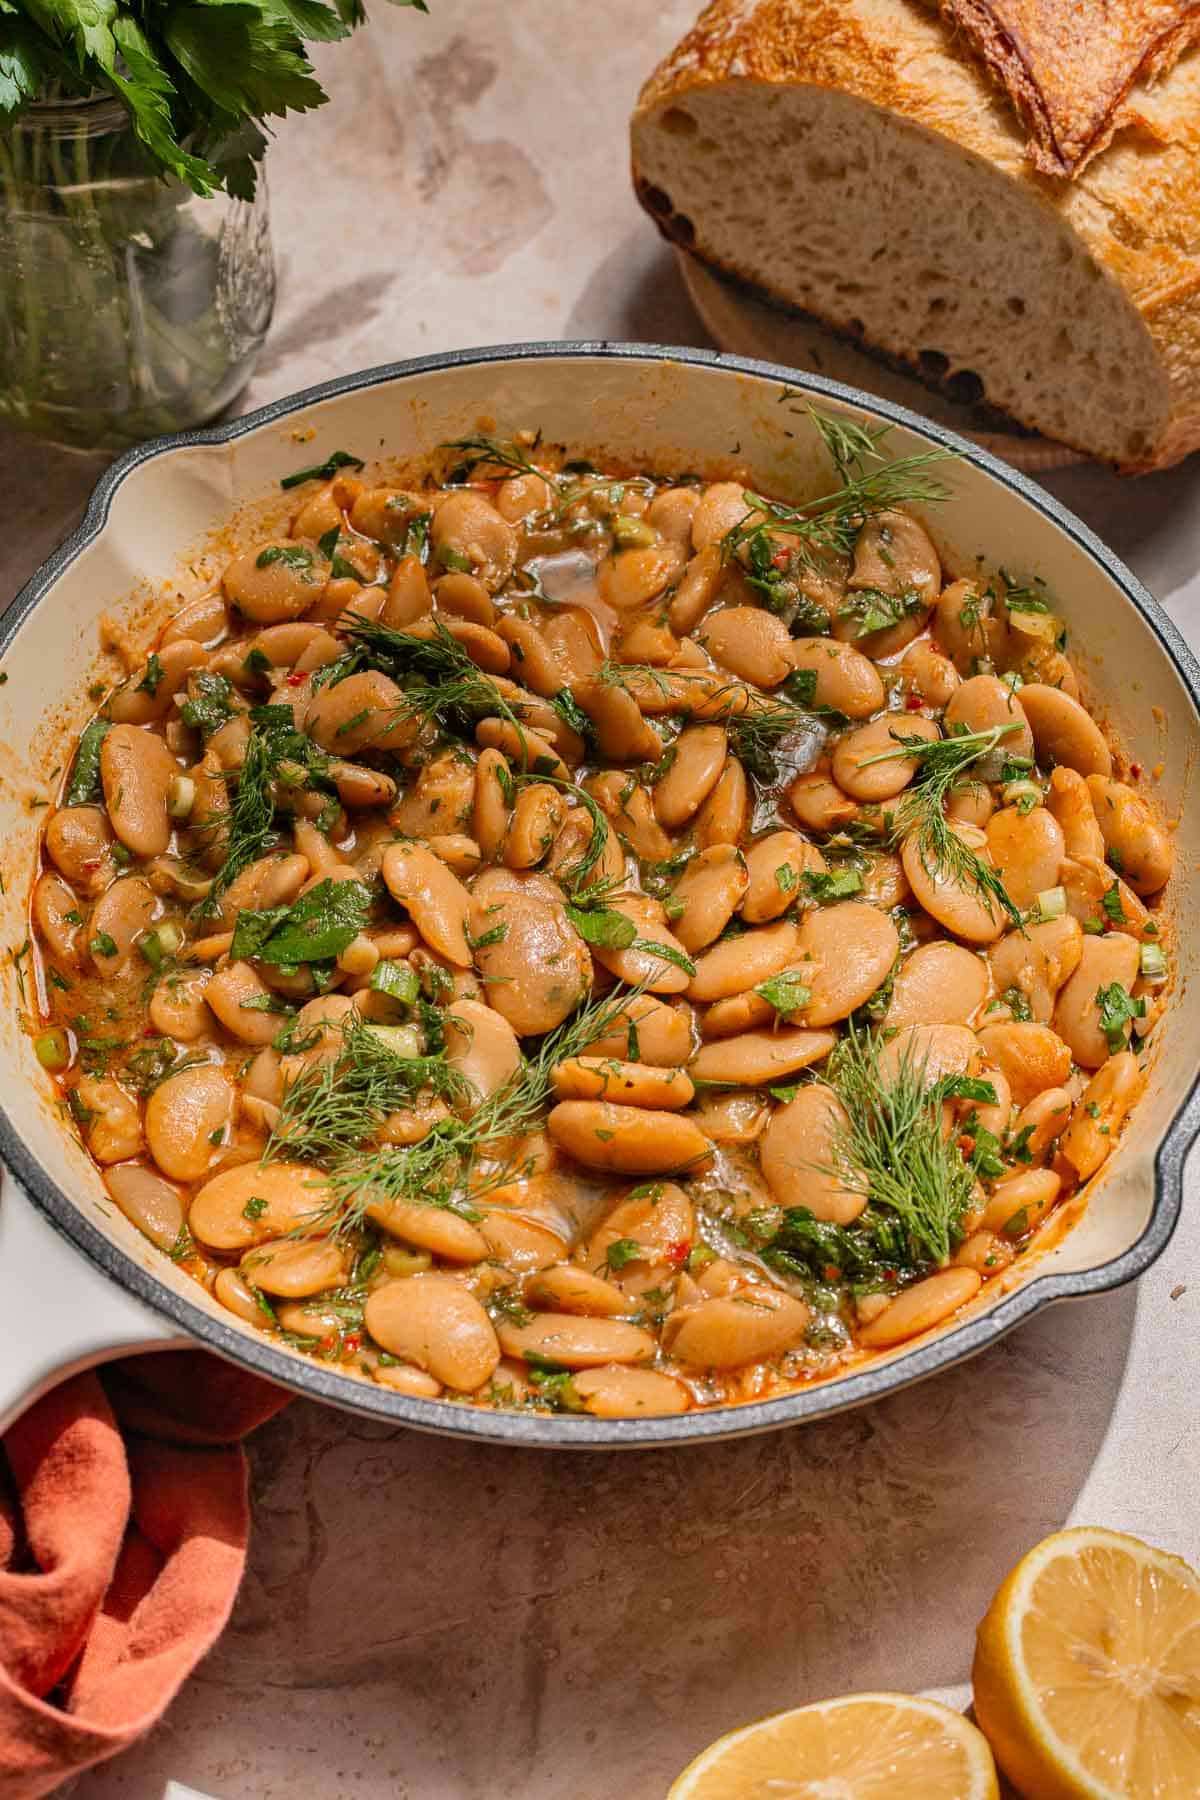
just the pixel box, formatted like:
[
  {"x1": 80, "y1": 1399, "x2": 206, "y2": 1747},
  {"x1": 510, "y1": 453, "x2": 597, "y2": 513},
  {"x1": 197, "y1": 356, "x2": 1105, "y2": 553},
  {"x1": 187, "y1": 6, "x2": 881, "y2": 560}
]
[{"x1": 631, "y1": 0, "x2": 1200, "y2": 469}]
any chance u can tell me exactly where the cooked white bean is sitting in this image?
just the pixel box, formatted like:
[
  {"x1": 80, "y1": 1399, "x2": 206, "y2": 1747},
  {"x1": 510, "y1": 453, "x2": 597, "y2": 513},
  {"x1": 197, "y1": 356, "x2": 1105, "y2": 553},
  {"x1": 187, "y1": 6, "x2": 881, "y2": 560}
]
[
  {"x1": 145, "y1": 1064, "x2": 235, "y2": 1182},
  {"x1": 547, "y1": 1102, "x2": 711, "y2": 1173},
  {"x1": 760, "y1": 1084, "x2": 862, "y2": 1223},
  {"x1": 366, "y1": 1275, "x2": 500, "y2": 1390},
  {"x1": 666, "y1": 1285, "x2": 810, "y2": 1369},
  {"x1": 857, "y1": 1269, "x2": 981, "y2": 1348}
]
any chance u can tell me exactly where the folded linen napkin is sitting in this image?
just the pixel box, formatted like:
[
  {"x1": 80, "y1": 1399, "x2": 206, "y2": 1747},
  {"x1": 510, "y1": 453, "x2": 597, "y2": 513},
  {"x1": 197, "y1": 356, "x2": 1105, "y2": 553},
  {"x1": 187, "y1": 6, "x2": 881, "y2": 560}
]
[{"x1": 0, "y1": 1354, "x2": 288, "y2": 1798}]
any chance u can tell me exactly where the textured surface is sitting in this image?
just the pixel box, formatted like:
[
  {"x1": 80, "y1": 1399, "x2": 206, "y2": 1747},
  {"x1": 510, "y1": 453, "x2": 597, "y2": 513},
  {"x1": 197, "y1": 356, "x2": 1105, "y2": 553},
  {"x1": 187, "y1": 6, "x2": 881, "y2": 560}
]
[
  {"x1": 0, "y1": 2, "x2": 1197, "y2": 1795},
  {"x1": 940, "y1": 0, "x2": 1200, "y2": 175}
]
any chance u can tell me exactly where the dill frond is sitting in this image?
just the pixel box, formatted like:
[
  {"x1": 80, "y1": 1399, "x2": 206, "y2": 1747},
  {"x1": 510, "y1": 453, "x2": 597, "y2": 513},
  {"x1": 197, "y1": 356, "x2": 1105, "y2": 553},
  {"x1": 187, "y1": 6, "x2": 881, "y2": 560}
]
[
  {"x1": 441, "y1": 433, "x2": 555, "y2": 486},
  {"x1": 821, "y1": 1023, "x2": 978, "y2": 1267}
]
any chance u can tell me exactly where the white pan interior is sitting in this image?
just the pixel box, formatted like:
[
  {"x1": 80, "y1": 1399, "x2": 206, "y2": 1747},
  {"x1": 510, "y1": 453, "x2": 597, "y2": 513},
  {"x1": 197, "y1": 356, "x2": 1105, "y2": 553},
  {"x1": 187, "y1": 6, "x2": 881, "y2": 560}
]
[{"x1": 0, "y1": 349, "x2": 1195, "y2": 1414}]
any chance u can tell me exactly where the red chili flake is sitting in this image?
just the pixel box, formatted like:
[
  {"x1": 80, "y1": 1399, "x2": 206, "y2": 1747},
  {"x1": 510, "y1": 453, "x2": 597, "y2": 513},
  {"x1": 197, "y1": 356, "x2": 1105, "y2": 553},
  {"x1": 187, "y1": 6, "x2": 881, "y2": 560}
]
[
  {"x1": 342, "y1": 1332, "x2": 362, "y2": 1357},
  {"x1": 81, "y1": 859, "x2": 102, "y2": 874},
  {"x1": 143, "y1": 1026, "x2": 158, "y2": 1038},
  {"x1": 1129, "y1": 762, "x2": 1143, "y2": 779},
  {"x1": 823, "y1": 1264, "x2": 840, "y2": 1283},
  {"x1": 771, "y1": 548, "x2": 790, "y2": 571},
  {"x1": 957, "y1": 1133, "x2": 976, "y2": 1157},
  {"x1": 665, "y1": 1239, "x2": 691, "y2": 1268},
  {"x1": 905, "y1": 694, "x2": 925, "y2": 712},
  {"x1": 286, "y1": 670, "x2": 305, "y2": 686},
  {"x1": 884, "y1": 1268, "x2": 897, "y2": 1283},
  {"x1": 320, "y1": 1333, "x2": 337, "y2": 1355}
]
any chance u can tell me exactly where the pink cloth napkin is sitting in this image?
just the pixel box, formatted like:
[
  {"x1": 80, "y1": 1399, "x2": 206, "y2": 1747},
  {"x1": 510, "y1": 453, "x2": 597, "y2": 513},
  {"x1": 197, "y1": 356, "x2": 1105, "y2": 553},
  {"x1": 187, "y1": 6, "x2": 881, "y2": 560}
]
[{"x1": 0, "y1": 1353, "x2": 289, "y2": 1797}]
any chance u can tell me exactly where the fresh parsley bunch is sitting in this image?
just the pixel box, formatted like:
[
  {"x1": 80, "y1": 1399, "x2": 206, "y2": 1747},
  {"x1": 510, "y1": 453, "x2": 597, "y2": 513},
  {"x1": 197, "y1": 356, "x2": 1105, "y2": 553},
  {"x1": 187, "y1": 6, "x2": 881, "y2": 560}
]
[{"x1": 0, "y1": 0, "x2": 428, "y2": 198}]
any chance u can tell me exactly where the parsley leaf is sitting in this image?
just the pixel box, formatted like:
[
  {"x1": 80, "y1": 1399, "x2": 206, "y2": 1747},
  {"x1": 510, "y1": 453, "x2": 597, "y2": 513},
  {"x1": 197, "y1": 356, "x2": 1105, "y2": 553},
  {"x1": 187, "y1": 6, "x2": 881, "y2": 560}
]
[{"x1": 230, "y1": 878, "x2": 371, "y2": 966}]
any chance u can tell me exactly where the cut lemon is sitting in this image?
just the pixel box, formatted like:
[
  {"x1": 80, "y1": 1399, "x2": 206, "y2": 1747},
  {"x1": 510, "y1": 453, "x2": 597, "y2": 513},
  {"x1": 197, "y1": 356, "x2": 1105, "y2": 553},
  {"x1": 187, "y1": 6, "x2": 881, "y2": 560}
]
[
  {"x1": 667, "y1": 1691, "x2": 998, "y2": 1798},
  {"x1": 973, "y1": 1526, "x2": 1200, "y2": 1798}
]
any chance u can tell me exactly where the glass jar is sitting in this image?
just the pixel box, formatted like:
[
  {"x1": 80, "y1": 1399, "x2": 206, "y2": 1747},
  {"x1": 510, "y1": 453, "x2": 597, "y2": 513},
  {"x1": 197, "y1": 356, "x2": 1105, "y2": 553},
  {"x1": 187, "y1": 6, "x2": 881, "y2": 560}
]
[{"x1": 0, "y1": 95, "x2": 276, "y2": 453}]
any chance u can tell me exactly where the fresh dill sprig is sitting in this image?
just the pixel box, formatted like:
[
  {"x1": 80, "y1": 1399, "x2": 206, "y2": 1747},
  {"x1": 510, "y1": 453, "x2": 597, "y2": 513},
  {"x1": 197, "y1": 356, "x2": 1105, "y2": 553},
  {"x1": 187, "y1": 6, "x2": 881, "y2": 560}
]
[
  {"x1": 267, "y1": 1014, "x2": 469, "y2": 1166},
  {"x1": 294, "y1": 981, "x2": 646, "y2": 1240},
  {"x1": 820, "y1": 1023, "x2": 982, "y2": 1267},
  {"x1": 861, "y1": 722, "x2": 1024, "y2": 926},
  {"x1": 441, "y1": 433, "x2": 555, "y2": 486},
  {"x1": 722, "y1": 407, "x2": 954, "y2": 579},
  {"x1": 197, "y1": 706, "x2": 332, "y2": 917}
]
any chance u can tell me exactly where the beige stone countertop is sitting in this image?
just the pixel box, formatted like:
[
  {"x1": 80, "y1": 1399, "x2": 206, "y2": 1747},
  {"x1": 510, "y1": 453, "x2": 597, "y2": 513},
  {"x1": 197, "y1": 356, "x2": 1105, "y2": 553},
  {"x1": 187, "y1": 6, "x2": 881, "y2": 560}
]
[{"x1": 2, "y1": 3, "x2": 1196, "y2": 1796}]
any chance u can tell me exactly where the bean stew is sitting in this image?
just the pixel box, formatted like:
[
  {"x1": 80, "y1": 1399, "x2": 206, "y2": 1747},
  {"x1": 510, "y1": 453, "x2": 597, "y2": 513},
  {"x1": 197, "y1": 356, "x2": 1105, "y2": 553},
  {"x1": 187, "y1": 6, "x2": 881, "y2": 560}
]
[{"x1": 27, "y1": 417, "x2": 1174, "y2": 1418}]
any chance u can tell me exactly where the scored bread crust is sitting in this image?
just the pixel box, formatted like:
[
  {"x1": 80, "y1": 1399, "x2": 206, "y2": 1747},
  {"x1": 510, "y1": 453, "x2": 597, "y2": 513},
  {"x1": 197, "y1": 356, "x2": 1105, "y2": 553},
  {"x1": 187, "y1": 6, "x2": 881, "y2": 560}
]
[
  {"x1": 632, "y1": 0, "x2": 1200, "y2": 469},
  {"x1": 940, "y1": 0, "x2": 1200, "y2": 178}
]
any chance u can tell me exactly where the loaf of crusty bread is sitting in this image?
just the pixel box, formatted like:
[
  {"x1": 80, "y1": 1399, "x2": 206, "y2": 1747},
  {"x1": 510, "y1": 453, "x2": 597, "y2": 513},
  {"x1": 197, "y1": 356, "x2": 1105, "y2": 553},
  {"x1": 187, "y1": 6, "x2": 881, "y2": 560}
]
[{"x1": 631, "y1": 0, "x2": 1200, "y2": 470}]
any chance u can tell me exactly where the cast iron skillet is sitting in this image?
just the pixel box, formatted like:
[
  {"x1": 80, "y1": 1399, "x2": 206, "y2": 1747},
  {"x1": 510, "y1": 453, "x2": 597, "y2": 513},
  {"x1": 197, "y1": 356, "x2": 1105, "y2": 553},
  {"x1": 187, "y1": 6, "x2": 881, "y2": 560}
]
[{"x1": 0, "y1": 342, "x2": 1195, "y2": 1445}]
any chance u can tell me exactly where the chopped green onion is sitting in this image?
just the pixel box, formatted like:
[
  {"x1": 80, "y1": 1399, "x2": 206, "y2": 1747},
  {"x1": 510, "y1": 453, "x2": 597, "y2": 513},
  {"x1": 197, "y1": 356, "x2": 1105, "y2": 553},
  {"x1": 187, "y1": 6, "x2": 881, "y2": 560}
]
[
  {"x1": 611, "y1": 515, "x2": 657, "y2": 549},
  {"x1": 369, "y1": 960, "x2": 420, "y2": 1005},
  {"x1": 1035, "y1": 886, "x2": 1066, "y2": 921},
  {"x1": 1002, "y1": 778, "x2": 1041, "y2": 815},
  {"x1": 167, "y1": 773, "x2": 195, "y2": 819},
  {"x1": 34, "y1": 1029, "x2": 70, "y2": 1072},
  {"x1": 1140, "y1": 943, "x2": 1168, "y2": 985},
  {"x1": 139, "y1": 921, "x2": 186, "y2": 969},
  {"x1": 364, "y1": 1023, "x2": 422, "y2": 1060}
]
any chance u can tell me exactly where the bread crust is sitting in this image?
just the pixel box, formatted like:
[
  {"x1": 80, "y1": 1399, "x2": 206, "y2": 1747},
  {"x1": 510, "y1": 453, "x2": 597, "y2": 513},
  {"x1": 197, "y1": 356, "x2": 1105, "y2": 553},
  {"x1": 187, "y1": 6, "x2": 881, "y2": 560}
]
[
  {"x1": 632, "y1": 0, "x2": 1200, "y2": 469},
  {"x1": 939, "y1": 0, "x2": 1200, "y2": 177}
]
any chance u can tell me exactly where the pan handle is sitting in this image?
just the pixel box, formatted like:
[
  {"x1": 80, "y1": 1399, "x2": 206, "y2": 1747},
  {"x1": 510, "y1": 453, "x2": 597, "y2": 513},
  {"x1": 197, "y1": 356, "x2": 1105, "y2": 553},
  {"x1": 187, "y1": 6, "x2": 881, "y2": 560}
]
[{"x1": 0, "y1": 1169, "x2": 185, "y2": 1434}]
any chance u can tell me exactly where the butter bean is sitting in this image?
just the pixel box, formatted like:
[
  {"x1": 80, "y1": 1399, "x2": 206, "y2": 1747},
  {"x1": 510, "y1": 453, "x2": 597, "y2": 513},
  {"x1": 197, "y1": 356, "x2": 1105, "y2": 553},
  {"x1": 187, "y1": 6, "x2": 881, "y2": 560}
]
[
  {"x1": 670, "y1": 844, "x2": 748, "y2": 951},
  {"x1": 365, "y1": 1194, "x2": 489, "y2": 1263},
  {"x1": 985, "y1": 807, "x2": 1065, "y2": 911},
  {"x1": 582, "y1": 1182, "x2": 695, "y2": 1282},
  {"x1": 382, "y1": 841, "x2": 473, "y2": 967},
  {"x1": 366, "y1": 1275, "x2": 500, "y2": 1390},
  {"x1": 666, "y1": 1285, "x2": 810, "y2": 1369},
  {"x1": 598, "y1": 540, "x2": 684, "y2": 610},
  {"x1": 444, "y1": 998, "x2": 521, "y2": 1109},
  {"x1": 435, "y1": 570, "x2": 497, "y2": 627},
  {"x1": 572, "y1": 1365, "x2": 691, "y2": 1416},
  {"x1": 572, "y1": 676, "x2": 662, "y2": 763},
  {"x1": 33, "y1": 872, "x2": 83, "y2": 966},
  {"x1": 694, "y1": 758, "x2": 750, "y2": 847},
  {"x1": 794, "y1": 902, "x2": 900, "y2": 1025},
  {"x1": 498, "y1": 1312, "x2": 657, "y2": 1368},
  {"x1": 879, "y1": 1023, "x2": 977, "y2": 1088},
  {"x1": 372, "y1": 1363, "x2": 444, "y2": 1399},
  {"x1": 944, "y1": 675, "x2": 1034, "y2": 772},
  {"x1": 145, "y1": 1064, "x2": 235, "y2": 1182},
  {"x1": 790, "y1": 637, "x2": 885, "y2": 718},
  {"x1": 76, "y1": 1078, "x2": 142, "y2": 1163},
  {"x1": 898, "y1": 638, "x2": 960, "y2": 708},
  {"x1": 476, "y1": 717, "x2": 567, "y2": 782},
  {"x1": 688, "y1": 1027, "x2": 837, "y2": 1086},
  {"x1": 473, "y1": 747, "x2": 513, "y2": 861},
  {"x1": 504, "y1": 783, "x2": 566, "y2": 869},
  {"x1": 698, "y1": 607, "x2": 794, "y2": 688},
  {"x1": 1046, "y1": 767, "x2": 1105, "y2": 861},
  {"x1": 496, "y1": 472, "x2": 553, "y2": 522},
  {"x1": 857, "y1": 1268, "x2": 981, "y2": 1348},
  {"x1": 975, "y1": 1021, "x2": 1073, "y2": 1106},
  {"x1": 552, "y1": 1057, "x2": 695, "y2": 1110},
  {"x1": 760, "y1": 1084, "x2": 862, "y2": 1223},
  {"x1": 1086, "y1": 776, "x2": 1174, "y2": 895},
  {"x1": 204, "y1": 961, "x2": 287, "y2": 1045},
  {"x1": 1060, "y1": 1051, "x2": 1145, "y2": 1180},
  {"x1": 217, "y1": 851, "x2": 309, "y2": 927},
  {"x1": 989, "y1": 916, "x2": 1082, "y2": 1023},
  {"x1": 476, "y1": 1213, "x2": 567, "y2": 1273},
  {"x1": 243, "y1": 1236, "x2": 348, "y2": 1298},
  {"x1": 101, "y1": 724, "x2": 179, "y2": 857},
  {"x1": 980, "y1": 1168, "x2": 1061, "y2": 1236},
  {"x1": 590, "y1": 893, "x2": 692, "y2": 995},
  {"x1": 740, "y1": 832, "x2": 825, "y2": 924},
  {"x1": 104, "y1": 1162, "x2": 186, "y2": 1251},
  {"x1": 833, "y1": 714, "x2": 939, "y2": 802},
  {"x1": 692, "y1": 482, "x2": 752, "y2": 551},
  {"x1": 885, "y1": 942, "x2": 989, "y2": 1029},
  {"x1": 669, "y1": 544, "x2": 723, "y2": 633},
  {"x1": 214, "y1": 1266, "x2": 262, "y2": 1324},
  {"x1": 332, "y1": 763, "x2": 397, "y2": 810},
  {"x1": 222, "y1": 541, "x2": 326, "y2": 622},
  {"x1": 954, "y1": 1230, "x2": 1015, "y2": 1277},
  {"x1": 305, "y1": 670, "x2": 414, "y2": 757},
  {"x1": 381, "y1": 554, "x2": 433, "y2": 628},
  {"x1": 527, "y1": 1265, "x2": 631, "y2": 1318},
  {"x1": 787, "y1": 772, "x2": 859, "y2": 835},
  {"x1": 1020, "y1": 684, "x2": 1112, "y2": 777},
  {"x1": 163, "y1": 591, "x2": 227, "y2": 647},
  {"x1": 110, "y1": 639, "x2": 207, "y2": 724},
  {"x1": 1052, "y1": 932, "x2": 1141, "y2": 1067},
  {"x1": 469, "y1": 868, "x2": 592, "y2": 1030},
  {"x1": 689, "y1": 919, "x2": 800, "y2": 1003},
  {"x1": 584, "y1": 995, "x2": 694, "y2": 1067},
  {"x1": 851, "y1": 508, "x2": 940, "y2": 605},
  {"x1": 655, "y1": 725, "x2": 728, "y2": 828},
  {"x1": 690, "y1": 1090, "x2": 770, "y2": 1144},
  {"x1": 901, "y1": 826, "x2": 1007, "y2": 945},
  {"x1": 190, "y1": 1161, "x2": 331, "y2": 1250},
  {"x1": 1012, "y1": 1086, "x2": 1073, "y2": 1158},
  {"x1": 45, "y1": 806, "x2": 114, "y2": 894},
  {"x1": 432, "y1": 491, "x2": 516, "y2": 592},
  {"x1": 88, "y1": 877, "x2": 157, "y2": 975},
  {"x1": 937, "y1": 579, "x2": 1008, "y2": 671},
  {"x1": 547, "y1": 1102, "x2": 711, "y2": 1173}
]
